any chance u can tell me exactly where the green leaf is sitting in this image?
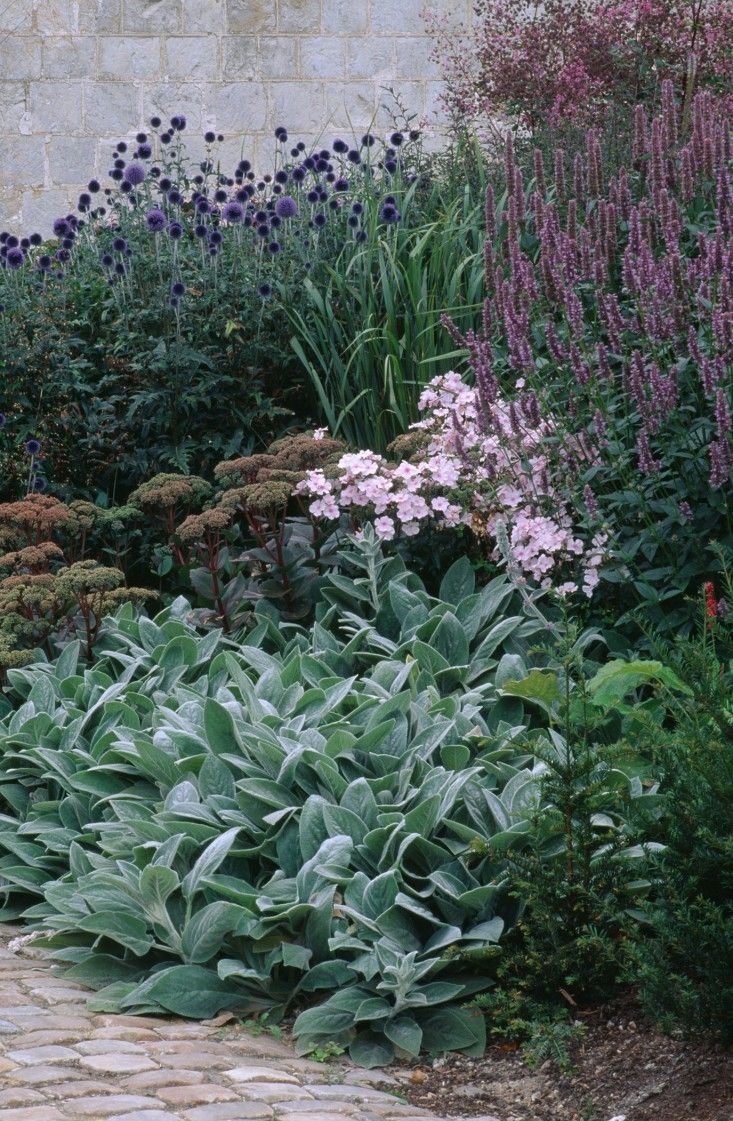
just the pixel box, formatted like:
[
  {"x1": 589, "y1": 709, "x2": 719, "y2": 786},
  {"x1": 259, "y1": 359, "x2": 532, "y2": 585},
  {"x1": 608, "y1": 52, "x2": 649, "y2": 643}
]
[
  {"x1": 502, "y1": 670, "x2": 560, "y2": 712},
  {"x1": 384, "y1": 1015, "x2": 423, "y2": 1057},
  {"x1": 588, "y1": 659, "x2": 692, "y2": 708},
  {"x1": 127, "y1": 965, "x2": 244, "y2": 1018},
  {"x1": 75, "y1": 912, "x2": 153, "y2": 957},
  {"x1": 182, "y1": 828, "x2": 240, "y2": 899},
  {"x1": 349, "y1": 1031, "x2": 394, "y2": 1067},
  {"x1": 439, "y1": 556, "x2": 475, "y2": 605}
]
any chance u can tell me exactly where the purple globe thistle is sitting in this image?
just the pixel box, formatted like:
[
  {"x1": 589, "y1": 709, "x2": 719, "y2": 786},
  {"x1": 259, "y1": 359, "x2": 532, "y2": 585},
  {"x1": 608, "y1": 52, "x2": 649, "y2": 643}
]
[
  {"x1": 150, "y1": 115, "x2": 162, "y2": 127},
  {"x1": 275, "y1": 195, "x2": 298, "y2": 219},
  {"x1": 37, "y1": 254, "x2": 52, "y2": 271},
  {"x1": 110, "y1": 168, "x2": 124, "y2": 181},
  {"x1": 145, "y1": 207, "x2": 167, "y2": 232},
  {"x1": 258, "y1": 283, "x2": 272, "y2": 298},
  {"x1": 6, "y1": 235, "x2": 20, "y2": 248},
  {"x1": 209, "y1": 229, "x2": 223, "y2": 245},
  {"x1": 313, "y1": 212, "x2": 327, "y2": 228},
  {"x1": 78, "y1": 192, "x2": 91, "y2": 211},
  {"x1": 194, "y1": 224, "x2": 207, "y2": 238},
  {"x1": 113, "y1": 157, "x2": 125, "y2": 169},
  {"x1": 315, "y1": 158, "x2": 329, "y2": 173},
  {"x1": 334, "y1": 177, "x2": 349, "y2": 192},
  {"x1": 409, "y1": 129, "x2": 420, "y2": 141},
  {"x1": 123, "y1": 162, "x2": 146, "y2": 186},
  {"x1": 222, "y1": 200, "x2": 245, "y2": 223},
  {"x1": 214, "y1": 188, "x2": 228, "y2": 203},
  {"x1": 351, "y1": 201, "x2": 364, "y2": 215},
  {"x1": 33, "y1": 474, "x2": 48, "y2": 492},
  {"x1": 168, "y1": 222, "x2": 184, "y2": 240},
  {"x1": 171, "y1": 281, "x2": 186, "y2": 298},
  {"x1": 100, "y1": 252, "x2": 114, "y2": 267},
  {"x1": 137, "y1": 143, "x2": 152, "y2": 159},
  {"x1": 355, "y1": 229, "x2": 367, "y2": 242},
  {"x1": 385, "y1": 159, "x2": 397, "y2": 174},
  {"x1": 168, "y1": 189, "x2": 184, "y2": 205},
  {"x1": 204, "y1": 130, "x2": 216, "y2": 143},
  {"x1": 347, "y1": 149, "x2": 361, "y2": 164},
  {"x1": 274, "y1": 170, "x2": 288, "y2": 184},
  {"x1": 116, "y1": 141, "x2": 127, "y2": 153},
  {"x1": 306, "y1": 189, "x2": 319, "y2": 204},
  {"x1": 120, "y1": 181, "x2": 133, "y2": 194},
  {"x1": 24, "y1": 438, "x2": 41, "y2": 455},
  {"x1": 292, "y1": 167, "x2": 306, "y2": 183},
  {"x1": 29, "y1": 232, "x2": 42, "y2": 246},
  {"x1": 347, "y1": 214, "x2": 359, "y2": 228},
  {"x1": 112, "y1": 237, "x2": 128, "y2": 252},
  {"x1": 275, "y1": 126, "x2": 288, "y2": 141},
  {"x1": 333, "y1": 138, "x2": 348, "y2": 154},
  {"x1": 170, "y1": 114, "x2": 186, "y2": 131},
  {"x1": 52, "y1": 218, "x2": 69, "y2": 238},
  {"x1": 267, "y1": 240, "x2": 281, "y2": 254},
  {"x1": 159, "y1": 176, "x2": 172, "y2": 191},
  {"x1": 390, "y1": 131, "x2": 404, "y2": 146},
  {"x1": 6, "y1": 247, "x2": 24, "y2": 268},
  {"x1": 256, "y1": 224, "x2": 269, "y2": 238},
  {"x1": 160, "y1": 132, "x2": 172, "y2": 145},
  {"x1": 361, "y1": 133, "x2": 375, "y2": 147}
]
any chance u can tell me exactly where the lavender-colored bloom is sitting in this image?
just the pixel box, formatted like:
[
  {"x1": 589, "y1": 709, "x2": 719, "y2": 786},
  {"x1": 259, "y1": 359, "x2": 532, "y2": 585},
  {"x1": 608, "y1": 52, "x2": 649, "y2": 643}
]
[
  {"x1": 333, "y1": 138, "x2": 348, "y2": 153},
  {"x1": 29, "y1": 232, "x2": 42, "y2": 246},
  {"x1": 170, "y1": 114, "x2": 186, "y2": 131},
  {"x1": 209, "y1": 230, "x2": 223, "y2": 246},
  {"x1": 112, "y1": 237, "x2": 127, "y2": 252},
  {"x1": 205, "y1": 130, "x2": 216, "y2": 143},
  {"x1": 313, "y1": 212, "x2": 327, "y2": 228},
  {"x1": 385, "y1": 159, "x2": 397, "y2": 174},
  {"x1": 110, "y1": 168, "x2": 124, "y2": 181},
  {"x1": 347, "y1": 149, "x2": 361, "y2": 164},
  {"x1": 361, "y1": 133, "x2": 375, "y2": 147},
  {"x1": 194, "y1": 224, "x2": 207, "y2": 238},
  {"x1": 137, "y1": 143, "x2": 152, "y2": 158},
  {"x1": 6, "y1": 247, "x2": 24, "y2": 268},
  {"x1": 390, "y1": 131, "x2": 404, "y2": 146},
  {"x1": 222, "y1": 200, "x2": 245, "y2": 224},
  {"x1": 275, "y1": 126, "x2": 288, "y2": 141},
  {"x1": 292, "y1": 167, "x2": 306, "y2": 183},
  {"x1": 171, "y1": 281, "x2": 186, "y2": 297},
  {"x1": 334, "y1": 177, "x2": 349, "y2": 192},
  {"x1": 274, "y1": 170, "x2": 288, "y2": 185},
  {"x1": 168, "y1": 222, "x2": 184, "y2": 240},
  {"x1": 275, "y1": 195, "x2": 298, "y2": 219},
  {"x1": 678, "y1": 500, "x2": 694, "y2": 521},
  {"x1": 37, "y1": 255, "x2": 52, "y2": 270},
  {"x1": 355, "y1": 229, "x2": 367, "y2": 242},
  {"x1": 25, "y1": 438, "x2": 41, "y2": 455},
  {"x1": 258, "y1": 283, "x2": 272, "y2": 298},
  {"x1": 78, "y1": 192, "x2": 91, "y2": 210},
  {"x1": 52, "y1": 218, "x2": 69, "y2": 237},
  {"x1": 145, "y1": 208, "x2": 167, "y2": 233}
]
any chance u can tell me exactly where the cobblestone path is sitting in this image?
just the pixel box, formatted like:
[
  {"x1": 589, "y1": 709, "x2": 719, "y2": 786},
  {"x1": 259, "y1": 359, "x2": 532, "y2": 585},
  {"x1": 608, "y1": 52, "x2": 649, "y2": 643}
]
[{"x1": 0, "y1": 926, "x2": 483, "y2": 1121}]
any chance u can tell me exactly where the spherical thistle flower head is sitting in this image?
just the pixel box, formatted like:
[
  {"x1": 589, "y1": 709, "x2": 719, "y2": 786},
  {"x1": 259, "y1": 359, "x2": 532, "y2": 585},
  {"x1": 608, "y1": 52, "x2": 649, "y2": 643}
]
[
  {"x1": 150, "y1": 115, "x2": 162, "y2": 127},
  {"x1": 29, "y1": 232, "x2": 42, "y2": 246},
  {"x1": 361, "y1": 133, "x2": 376, "y2": 147},
  {"x1": 6, "y1": 235, "x2": 19, "y2": 249},
  {"x1": 258, "y1": 283, "x2": 272, "y2": 298},
  {"x1": 409, "y1": 129, "x2": 420, "y2": 141},
  {"x1": 274, "y1": 194, "x2": 298, "y2": 219},
  {"x1": 315, "y1": 158, "x2": 329, "y2": 173},
  {"x1": 168, "y1": 189, "x2": 183, "y2": 205},
  {"x1": 390, "y1": 131, "x2": 404, "y2": 146},
  {"x1": 37, "y1": 254, "x2": 52, "y2": 270},
  {"x1": 204, "y1": 130, "x2": 216, "y2": 143},
  {"x1": 380, "y1": 202, "x2": 401, "y2": 223},
  {"x1": 32, "y1": 474, "x2": 48, "y2": 493},
  {"x1": 347, "y1": 214, "x2": 359, "y2": 228},
  {"x1": 239, "y1": 159, "x2": 251, "y2": 172},
  {"x1": 113, "y1": 260, "x2": 126, "y2": 275},
  {"x1": 334, "y1": 177, "x2": 349, "y2": 192},
  {"x1": 78, "y1": 192, "x2": 91, "y2": 211},
  {"x1": 351, "y1": 201, "x2": 364, "y2": 215},
  {"x1": 120, "y1": 181, "x2": 133, "y2": 194},
  {"x1": 313, "y1": 212, "x2": 327, "y2": 228},
  {"x1": 256, "y1": 223, "x2": 269, "y2": 238},
  {"x1": 6, "y1": 247, "x2": 24, "y2": 269},
  {"x1": 20, "y1": 237, "x2": 29, "y2": 248},
  {"x1": 333, "y1": 138, "x2": 348, "y2": 154},
  {"x1": 159, "y1": 176, "x2": 172, "y2": 191},
  {"x1": 222, "y1": 200, "x2": 244, "y2": 224},
  {"x1": 274, "y1": 169, "x2": 288, "y2": 185},
  {"x1": 113, "y1": 157, "x2": 126, "y2": 169},
  {"x1": 292, "y1": 166, "x2": 306, "y2": 183},
  {"x1": 214, "y1": 188, "x2": 228, "y2": 203},
  {"x1": 116, "y1": 141, "x2": 128, "y2": 153},
  {"x1": 52, "y1": 218, "x2": 69, "y2": 238},
  {"x1": 347, "y1": 149, "x2": 361, "y2": 164},
  {"x1": 110, "y1": 168, "x2": 124, "y2": 181},
  {"x1": 355, "y1": 229, "x2": 367, "y2": 242},
  {"x1": 112, "y1": 236, "x2": 127, "y2": 252},
  {"x1": 275, "y1": 126, "x2": 288, "y2": 141},
  {"x1": 160, "y1": 132, "x2": 171, "y2": 144},
  {"x1": 100, "y1": 252, "x2": 114, "y2": 267},
  {"x1": 328, "y1": 198, "x2": 340, "y2": 211},
  {"x1": 171, "y1": 281, "x2": 186, "y2": 298},
  {"x1": 306, "y1": 189, "x2": 319, "y2": 204},
  {"x1": 24, "y1": 438, "x2": 41, "y2": 456},
  {"x1": 208, "y1": 246, "x2": 219, "y2": 257},
  {"x1": 145, "y1": 207, "x2": 167, "y2": 232},
  {"x1": 303, "y1": 156, "x2": 316, "y2": 170},
  {"x1": 270, "y1": 213, "x2": 282, "y2": 227},
  {"x1": 137, "y1": 142, "x2": 152, "y2": 158},
  {"x1": 123, "y1": 161, "x2": 146, "y2": 186},
  {"x1": 267, "y1": 240, "x2": 281, "y2": 254},
  {"x1": 168, "y1": 221, "x2": 184, "y2": 240},
  {"x1": 170, "y1": 114, "x2": 186, "y2": 131},
  {"x1": 194, "y1": 223, "x2": 207, "y2": 238},
  {"x1": 385, "y1": 159, "x2": 397, "y2": 174}
]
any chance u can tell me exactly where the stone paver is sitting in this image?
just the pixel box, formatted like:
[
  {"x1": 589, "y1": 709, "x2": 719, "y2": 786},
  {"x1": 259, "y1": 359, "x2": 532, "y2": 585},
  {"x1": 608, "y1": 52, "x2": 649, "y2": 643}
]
[{"x1": 0, "y1": 924, "x2": 463, "y2": 1121}]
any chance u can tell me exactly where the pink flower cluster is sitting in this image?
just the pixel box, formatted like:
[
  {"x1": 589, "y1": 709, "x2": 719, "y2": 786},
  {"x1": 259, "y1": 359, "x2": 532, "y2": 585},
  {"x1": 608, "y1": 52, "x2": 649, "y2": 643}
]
[{"x1": 296, "y1": 372, "x2": 607, "y2": 598}]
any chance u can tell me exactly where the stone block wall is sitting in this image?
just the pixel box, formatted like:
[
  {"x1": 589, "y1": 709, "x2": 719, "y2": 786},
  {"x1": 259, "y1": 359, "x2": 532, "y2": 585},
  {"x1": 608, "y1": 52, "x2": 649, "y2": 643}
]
[{"x1": 0, "y1": 0, "x2": 469, "y2": 233}]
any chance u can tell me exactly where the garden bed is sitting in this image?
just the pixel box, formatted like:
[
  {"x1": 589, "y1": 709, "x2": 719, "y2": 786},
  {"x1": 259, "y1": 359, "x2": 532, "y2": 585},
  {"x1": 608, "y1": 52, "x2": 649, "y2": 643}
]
[{"x1": 385, "y1": 997, "x2": 733, "y2": 1121}]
